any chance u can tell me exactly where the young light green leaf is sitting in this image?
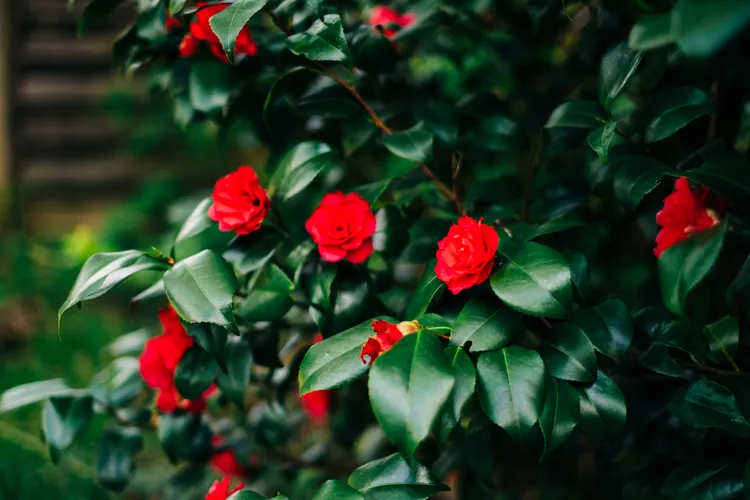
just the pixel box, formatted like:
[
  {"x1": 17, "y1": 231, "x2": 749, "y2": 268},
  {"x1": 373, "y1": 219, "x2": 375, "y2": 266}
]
[
  {"x1": 208, "y1": 0, "x2": 269, "y2": 60},
  {"x1": 286, "y1": 14, "x2": 351, "y2": 62}
]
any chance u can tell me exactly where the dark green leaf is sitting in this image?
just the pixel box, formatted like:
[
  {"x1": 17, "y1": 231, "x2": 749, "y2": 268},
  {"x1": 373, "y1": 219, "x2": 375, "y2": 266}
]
[
  {"x1": 599, "y1": 42, "x2": 644, "y2": 109},
  {"x1": 539, "y1": 322, "x2": 597, "y2": 383},
  {"x1": 629, "y1": 13, "x2": 674, "y2": 52},
  {"x1": 189, "y1": 61, "x2": 235, "y2": 115},
  {"x1": 0, "y1": 379, "x2": 73, "y2": 412},
  {"x1": 157, "y1": 413, "x2": 212, "y2": 463},
  {"x1": 613, "y1": 156, "x2": 671, "y2": 210},
  {"x1": 208, "y1": 0, "x2": 268, "y2": 59},
  {"x1": 573, "y1": 299, "x2": 634, "y2": 359},
  {"x1": 286, "y1": 14, "x2": 351, "y2": 62},
  {"x1": 351, "y1": 180, "x2": 390, "y2": 206},
  {"x1": 383, "y1": 123, "x2": 434, "y2": 163},
  {"x1": 491, "y1": 242, "x2": 574, "y2": 319},
  {"x1": 163, "y1": 250, "x2": 238, "y2": 333},
  {"x1": 405, "y1": 263, "x2": 445, "y2": 319},
  {"x1": 662, "y1": 459, "x2": 743, "y2": 500},
  {"x1": 373, "y1": 206, "x2": 409, "y2": 257},
  {"x1": 272, "y1": 141, "x2": 337, "y2": 201},
  {"x1": 679, "y1": 150, "x2": 750, "y2": 207},
  {"x1": 587, "y1": 122, "x2": 626, "y2": 162},
  {"x1": 174, "y1": 197, "x2": 213, "y2": 246},
  {"x1": 79, "y1": 0, "x2": 125, "y2": 36},
  {"x1": 659, "y1": 222, "x2": 727, "y2": 316},
  {"x1": 229, "y1": 491, "x2": 266, "y2": 500},
  {"x1": 224, "y1": 227, "x2": 283, "y2": 276},
  {"x1": 539, "y1": 378, "x2": 580, "y2": 456},
  {"x1": 60, "y1": 250, "x2": 166, "y2": 330},
  {"x1": 414, "y1": 101, "x2": 459, "y2": 145},
  {"x1": 704, "y1": 316, "x2": 739, "y2": 367},
  {"x1": 670, "y1": 380, "x2": 750, "y2": 434},
  {"x1": 545, "y1": 101, "x2": 607, "y2": 129},
  {"x1": 96, "y1": 427, "x2": 143, "y2": 492},
  {"x1": 511, "y1": 218, "x2": 585, "y2": 243},
  {"x1": 348, "y1": 453, "x2": 447, "y2": 500},
  {"x1": 470, "y1": 116, "x2": 520, "y2": 151},
  {"x1": 216, "y1": 336, "x2": 254, "y2": 409},
  {"x1": 644, "y1": 87, "x2": 715, "y2": 143},
  {"x1": 476, "y1": 346, "x2": 546, "y2": 441},
  {"x1": 312, "y1": 480, "x2": 364, "y2": 500},
  {"x1": 343, "y1": 117, "x2": 378, "y2": 155},
  {"x1": 577, "y1": 372, "x2": 627, "y2": 440},
  {"x1": 42, "y1": 395, "x2": 94, "y2": 463},
  {"x1": 368, "y1": 331, "x2": 455, "y2": 455},
  {"x1": 174, "y1": 345, "x2": 218, "y2": 400},
  {"x1": 237, "y1": 263, "x2": 294, "y2": 323},
  {"x1": 450, "y1": 295, "x2": 520, "y2": 352},
  {"x1": 439, "y1": 348, "x2": 476, "y2": 442},
  {"x1": 638, "y1": 343, "x2": 683, "y2": 377}
]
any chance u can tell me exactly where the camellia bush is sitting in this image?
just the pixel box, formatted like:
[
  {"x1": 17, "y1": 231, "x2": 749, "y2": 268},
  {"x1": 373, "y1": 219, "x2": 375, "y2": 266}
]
[{"x1": 4, "y1": 0, "x2": 750, "y2": 498}]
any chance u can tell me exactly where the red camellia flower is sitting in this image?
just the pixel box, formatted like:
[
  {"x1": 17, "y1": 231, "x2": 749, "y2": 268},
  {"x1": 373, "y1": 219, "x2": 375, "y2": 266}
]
[
  {"x1": 165, "y1": 12, "x2": 182, "y2": 30},
  {"x1": 654, "y1": 177, "x2": 722, "y2": 257},
  {"x1": 208, "y1": 166, "x2": 270, "y2": 236},
  {"x1": 211, "y1": 436, "x2": 245, "y2": 478},
  {"x1": 180, "y1": 2, "x2": 257, "y2": 62},
  {"x1": 369, "y1": 5, "x2": 416, "y2": 38},
  {"x1": 305, "y1": 192, "x2": 376, "y2": 264},
  {"x1": 360, "y1": 320, "x2": 420, "y2": 364},
  {"x1": 300, "y1": 334, "x2": 330, "y2": 424},
  {"x1": 435, "y1": 216, "x2": 499, "y2": 295},
  {"x1": 205, "y1": 476, "x2": 244, "y2": 500}
]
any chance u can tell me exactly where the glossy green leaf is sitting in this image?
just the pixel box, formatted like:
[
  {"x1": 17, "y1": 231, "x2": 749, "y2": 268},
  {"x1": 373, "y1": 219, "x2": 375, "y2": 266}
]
[
  {"x1": 417, "y1": 313, "x2": 452, "y2": 335},
  {"x1": 208, "y1": 0, "x2": 268, "y2": 60},
  {"x1": 312, "y1": 480, "x2": 364, "y2": 500},
  {"x1": 299, "y1": 317, "x2": 396, "y2": 394},
  {"x1": 613, "y1": 156, "x2": 671, "y2": 210},
  {"x1": 273, "y1": 141, "x2": 337, "y2": 201},
  {"x1": 644, "y1": 87, "x2": 715, "y2": 143},
  {"x1": 223, "y1": 227, "x2": 283, "y2": 276},
  {"x1": 587, "y1": 122, "x2": 625, "y2": 162},
  {"x1": 237, "y1": 263, "x2": 294, "y2": 323},
  {"x1": 189, "y1": 61, "x2": 235, "y2": 115},
  {"x1": 599, "y1": 43, "x2": 644, "y2": 109},
  {"x1": 577, "y1": 372, "x2": 627, "y2": 440},
  {"x1": 539, "y1": 378, "x2": 580, "y2": 456},
  {"x1": 545, "y1": 101, "x2": 607, "y2": 129},
  {"x1": 368, "y1": 331, "x2": 455, "y2": 455},
  {"x1": 662, "y1": 460, "x2": 743, "y2": 500},
  {"x1": 42, "y1": 395, "x2": 94, "y2": 464},
  {"x1": 629, "y1": 13, "x2": 674, "y2": 51},
  {"x1": 96, "y1": 427, "x2": 143, "y2": 493},
  {"x1": 510, "y1": 218, "x2": 585, "y2": 243},
  {"x1": 670, "y1": 380, "x2": 750, "y2": 434},
  {"x1": 373, "y1": 206, "x2": 409, "y2": 257},
  {"x1": 491, "y1": 242, "x2": 574, "y2": 319},
  {"x1": 405, "y1": 263, "x2": 445, "y2": 319},
  {"x1": 659, "y1": 222, "x2": 727, "y2": 316},
  {"x1": 343, "y1": 117, "x2": 378, "y2": 155},
  {"x1": 174, "y1": 197, "x2": 213, "y2": 246},
  {"x1": 439, "y1": 347, "x2": 476, "y2": 442},
  {"x1": 539, "y1": 322, "x2": 597, "y2": 383},
  {"x1": 216, "y1": 336, "x2": 254, "y2": 409},
  {"x1": 573, "y1": 299, "x2": 634, "y2": 359},
  {"x1": 352, "y1": 180, "x2": 390, "y2": 206},
  {"x1": 79, "y1": 0, "x2": 125, "y2": 36},
  {"x1": 174, "y1": 345, "x2": 218, "y2": 400},
  {"x1": 286, "y1": 14, "x2": 351, "y2": 62},
  {"x1": 383, "y1": 123, "x2": 434, "y2": 163},
  {"x1": 348, "y1": 453, "x2": 447, "y2": 500},
  {"x1": 0, "y1": 379, "x2": 73, "y2": 413},
  {"x1": 704, "y1": 316, "x2": 739, "y2": 367},
  {"x1": 450, "y1": 295, "x2": 520, "y2": 352},
  {"x1": 163, "y1": 250, "x2": 238, "y2": 333},
  {"x1": 60, "y1": 250, "x2": 166, "y2": 330},
  {"x1": 638, "y1": 342, "x2": 683, "y2": 378},
  {"x1": 476, "y1": 346, "x2": 546, "y2": 441},
  {"x1": 169, "y1": 0, "x2": 187, "y2": 15}
]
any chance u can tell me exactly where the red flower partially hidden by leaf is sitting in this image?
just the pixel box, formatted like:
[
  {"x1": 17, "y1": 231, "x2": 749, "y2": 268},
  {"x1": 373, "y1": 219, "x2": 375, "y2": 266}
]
[
  {"x1": 369, "y1": 5, "x2": 416, "y2": 38},
  {"x1": 210, "y1": 436, "x2": 245, "y2": 478},
  {"x1": 205, "y1": 476, "x2": 244, "y2": 500},
  {"x1": 655, "y1": 177, "x2": 722, "y2": 257},
  {"x1": 360, "y1": 320, "x2": 420, "y2": 364},
  {"x1": 300, "y1": 333, "x2": 330, "y2": 424},
  {"x1": 165, "y1": 12, "x2": 183, "y2": 31},
  {"x1": 180, "y1": 2, "x2": 258, "y2": 62},
  {"x1": 435, "y1": 217, "x2": 499, "y2": 295},
  {"x1": 305, "y1": 192, "x2": 376, "y2": 264},
  {"x1": 208, "y1": 166, "x2": 270, "y2": 236}
]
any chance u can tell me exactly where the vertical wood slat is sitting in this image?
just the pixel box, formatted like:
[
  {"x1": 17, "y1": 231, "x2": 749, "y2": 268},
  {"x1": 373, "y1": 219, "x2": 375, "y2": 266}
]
[{"x1": 0, "y1": 0, "x2": 22, "y2": 229}]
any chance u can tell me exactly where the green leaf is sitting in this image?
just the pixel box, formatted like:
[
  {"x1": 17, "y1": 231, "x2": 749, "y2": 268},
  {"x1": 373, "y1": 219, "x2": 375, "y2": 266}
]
[
  {"x1": 286, "y1": 14, "x2": 351, "y2": 62},
  {"x1": 405, "y1": 263, "x2": 445, "y2": 319},
  {"x1": 644, "y1": 87, "x2": 715, "y2": 143},
  {"x1": 439, "y1": 347, "x2": 476, "y2": 442},
  {"x1": 383, "y1": 123, "x2": 434, "y2": 163},
  {"x1": 208, "y1": 0, "x2": 268, "y2": 60},
  {"x1": 470, "y1": 116, "x2": 520, "y2": 151},
  {"x1": 0, "y1": 379, "x2": 73, "y2": 412},
  {"x1": 491, "y1": 242, "x2": 574, "y2": 319},
  {"x1": 174, "y1": 197, "x2": 213, "y2": 247},
  {"x1": 704, "y1": 316, "x2": 739, "y2": 367},
  {"x1": 368, "y1": 330, "x2": 455, "y2": 455},
  {"x1": 169, "y1": 0, "x2": 187, "y2": 15},
  {"x1": 299, "y1": 317, "x2": 396, "y2": 394},
  {"x1": 613, "y1": 156, "x2": 671, "y2": 210},
  {"x1": 236, "y1": 263, "x2": 294, "y2": 323},
  {"x1": 60, "y1": 250, "x2": 166, "y2": 330},
  {"x1": 539, "y1": 322, "x2": 597, "y2": 383},
  {"x1": 272, "y1": 141, "x2": 337, "y2": 201},
  {"x1": 670, "y1": 380, "x2": 750, "y2": 435},
  {"x1": 476, "y1": 346, "x2": 546, "y2": 441},
  {"x1": 414, "y1": 101, "x2": 459, "y2": 146},
  {"x1": 228, "y1": 492, "x2": 266, "y2": 500},
  {"x1": 545, "y1": 101, "x2": 607, "y2": 129},
  {"x1": 189, "y1": 61, "x2": 235, "y2": 115},
  {"x1": 174, "y1": 345, "x2": 218, "y2": 400},
  {"x1": 679, "y1": 150, "x2": 750, "y2": 207},
  {"x1": 573, "y1": 299, "x2": 634, "y2": 359},
  {"x1": 223, "y1": 226, "x2": 283, "y2": 276},
  {"x1": 352, "y1": 180, "x2": 390, "y2": 206},
  {"x1": 42, "y1": 395, "x2": 94, "y2": 464},
  {"x1": 373, "y1": 206, "x2": 409, "y2": 257},
  {"x1": 587, "y1": 122, "x2": 626, "y2": 161},
  {"x1": 577, "y1": 372, "x2": 626, "y2": 440},
  {"x1": 163, "y1": 250, "x2": 238, "y2": 333},
  {"x1": 312, "y1": 480, "x2": 364, "y2": 500},
  {"x1": 417, "y1": 313, "x2": 452, "y2": 335},
  {"x1": 539, "y1": 378, "x2": 580, "y2": 456},
  {"x1": 157, "y1": 413, "x2": 212, "y2": 463},
  {"x1": 599, "y1": 42, "x2": 644, "y2": 109},
  {"x1": 662, "y1": 460, "x2": 743, "y2": 500},
  {"x1": 348, "y1": 453, "x2": 447, "y2": 500},
  {"x1": 216, "y1": 336, "x2": 254, "y2": 409},
  {"x1": 78, "y1": 0, "x2": 125, "y2": 36},
  {"x1": 96, "y1": 427, "x2": 143, "y2": 493},
  {"x1": 659, "y1": 222, "x2": 727, "y2": 316},
  {"x1": 510, "y1": 218, "x2": 585, "y2": 243},
  {"x1": 131, "y1": 279, "x2": 165, "y2": 304},
  {"x1": 450, "y1": 295, "x2": 520, "y2": 352}
]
